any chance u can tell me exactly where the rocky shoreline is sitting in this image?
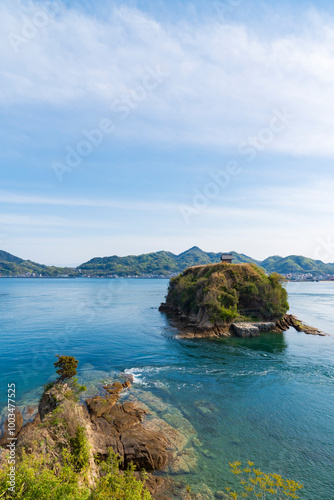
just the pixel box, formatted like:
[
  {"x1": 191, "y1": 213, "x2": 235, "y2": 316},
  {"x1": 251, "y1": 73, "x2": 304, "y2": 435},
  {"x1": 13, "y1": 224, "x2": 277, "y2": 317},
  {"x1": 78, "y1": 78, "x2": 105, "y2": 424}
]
[
  {"x1": 0, "y1": 374, "x2": 218, "y2": 499},
  {"x1": 159, "y1": 305, "x2": 326, "y2": 338}
]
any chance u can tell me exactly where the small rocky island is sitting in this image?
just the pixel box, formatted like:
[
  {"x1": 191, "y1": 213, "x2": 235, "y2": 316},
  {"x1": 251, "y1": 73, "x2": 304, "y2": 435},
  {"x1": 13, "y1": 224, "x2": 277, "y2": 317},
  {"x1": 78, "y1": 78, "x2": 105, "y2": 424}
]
[{"x1": 159, "y1": 263, "x2": 325, "y2": 337}]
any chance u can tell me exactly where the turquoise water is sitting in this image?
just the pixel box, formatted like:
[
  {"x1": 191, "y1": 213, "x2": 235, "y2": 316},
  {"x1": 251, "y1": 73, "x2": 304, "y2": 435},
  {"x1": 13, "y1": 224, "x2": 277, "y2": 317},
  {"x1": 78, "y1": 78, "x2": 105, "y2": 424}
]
[{"x1": 1, "y1": 278, "x2": 334, "y2": 498}]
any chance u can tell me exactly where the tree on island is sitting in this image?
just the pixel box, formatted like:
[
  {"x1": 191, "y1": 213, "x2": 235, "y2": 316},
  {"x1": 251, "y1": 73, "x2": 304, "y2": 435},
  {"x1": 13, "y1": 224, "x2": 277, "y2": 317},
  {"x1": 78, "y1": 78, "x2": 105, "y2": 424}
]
[{"x1": 54, "y1": 354, "x2": 79, "y2": 382}]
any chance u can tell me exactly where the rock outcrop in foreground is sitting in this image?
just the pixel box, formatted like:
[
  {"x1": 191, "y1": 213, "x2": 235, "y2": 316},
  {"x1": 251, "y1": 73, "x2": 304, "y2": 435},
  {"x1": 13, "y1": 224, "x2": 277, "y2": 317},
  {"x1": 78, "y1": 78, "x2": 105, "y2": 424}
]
[
  {"x1": 0, "y1": 380, "x2": 175, "y2": 498},
  {"x1": 160, "y1": 263, "x2": 325, "y2": 337},
  {"x1": 1, "y1": 375, "x2": 216, "y2": 499},
  {"x1": 85, "y1": 382, "x2": 168, "y2": 472}
]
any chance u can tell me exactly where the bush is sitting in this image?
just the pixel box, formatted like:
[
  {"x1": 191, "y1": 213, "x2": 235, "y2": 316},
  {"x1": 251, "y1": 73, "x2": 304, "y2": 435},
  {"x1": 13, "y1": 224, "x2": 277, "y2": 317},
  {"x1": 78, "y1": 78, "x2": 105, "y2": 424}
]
[
  {"x1": 91, "y1": 452, "x2": 152, "y2": 500},
  {"x1": 70, "y1": 426, "x2": 90, "y2": 472},
  {"x1": 54, "y1": 355, "x2": 79, "y2": 382},
  {"x1": 0, "y1": 450, "x2": 90, "y2": 499},
  {"x1": 0, "y1": 449, "x2": 152, "y2": 500}
]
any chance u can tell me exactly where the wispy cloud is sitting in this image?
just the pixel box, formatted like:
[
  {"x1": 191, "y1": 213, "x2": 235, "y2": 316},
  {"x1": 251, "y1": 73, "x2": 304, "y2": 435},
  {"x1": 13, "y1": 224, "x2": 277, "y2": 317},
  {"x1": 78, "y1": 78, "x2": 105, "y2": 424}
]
[
  {"x1": 1, "y1": 1, "x2": 334, "y2": 155},
  {"x1": 0, "y1": 192, "x2": 173, "y2": 211},
  {"x1": 1, "y1": 1, "x2": 334, "y2": 265}
]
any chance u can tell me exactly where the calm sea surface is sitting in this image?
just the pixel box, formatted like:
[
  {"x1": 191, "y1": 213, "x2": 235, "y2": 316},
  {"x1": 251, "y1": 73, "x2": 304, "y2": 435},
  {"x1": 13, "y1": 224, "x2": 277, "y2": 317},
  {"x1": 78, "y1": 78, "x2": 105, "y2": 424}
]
[{"x1": 0, "y1": 278, "x2": 333, "y2": 498}]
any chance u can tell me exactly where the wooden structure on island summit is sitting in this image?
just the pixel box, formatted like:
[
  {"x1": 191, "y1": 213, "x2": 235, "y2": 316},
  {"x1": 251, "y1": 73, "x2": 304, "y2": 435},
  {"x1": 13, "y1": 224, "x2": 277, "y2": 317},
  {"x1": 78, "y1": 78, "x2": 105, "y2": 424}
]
[{"x1": 220, "y1": 253, "x2": 233, "y2": 263}]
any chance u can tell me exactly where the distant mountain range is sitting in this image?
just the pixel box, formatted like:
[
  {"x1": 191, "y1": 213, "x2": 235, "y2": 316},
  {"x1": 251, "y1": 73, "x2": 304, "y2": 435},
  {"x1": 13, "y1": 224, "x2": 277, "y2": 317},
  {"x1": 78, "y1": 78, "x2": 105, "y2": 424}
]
[
  {"x1": 1, "y1": 247, "x2": 334, "y2": 277},
  {"x1": 0, "y1": 250, "x2": 76, "y2": 277}
]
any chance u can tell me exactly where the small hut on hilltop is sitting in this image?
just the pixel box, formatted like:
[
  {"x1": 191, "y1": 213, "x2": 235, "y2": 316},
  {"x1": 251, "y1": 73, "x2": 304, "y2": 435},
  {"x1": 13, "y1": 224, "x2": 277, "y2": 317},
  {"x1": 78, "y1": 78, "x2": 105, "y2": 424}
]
[{"x1": 220, "y1": 253, "x2": 233, "y2": 264}]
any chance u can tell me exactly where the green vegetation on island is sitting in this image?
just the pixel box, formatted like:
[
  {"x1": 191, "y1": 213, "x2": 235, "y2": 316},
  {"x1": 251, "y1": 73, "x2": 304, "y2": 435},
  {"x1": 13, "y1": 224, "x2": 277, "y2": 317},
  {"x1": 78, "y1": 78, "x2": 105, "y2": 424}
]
[{"x1": 160, "y1": 263, "x2": 289, "y2": 335}]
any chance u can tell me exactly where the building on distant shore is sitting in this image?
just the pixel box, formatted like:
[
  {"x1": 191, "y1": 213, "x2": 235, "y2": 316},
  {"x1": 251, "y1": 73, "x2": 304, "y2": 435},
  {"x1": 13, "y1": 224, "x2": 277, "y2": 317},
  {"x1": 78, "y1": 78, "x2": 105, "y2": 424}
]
[{"x1": 220, "y1": 253, "x2": 233, "y2": 263}]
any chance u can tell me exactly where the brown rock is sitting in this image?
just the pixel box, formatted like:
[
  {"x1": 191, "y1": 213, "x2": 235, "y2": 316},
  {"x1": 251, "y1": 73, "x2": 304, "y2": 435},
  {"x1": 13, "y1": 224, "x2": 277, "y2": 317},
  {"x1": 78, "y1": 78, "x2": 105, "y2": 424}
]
[
  {"x1": 106, "y1": 394, "x2": 120, "y2": 405},
  {"x1": 90, "y1": 416, "x2": 124, "y2": 459},
  {"x1": 113, "y1": 382, "x2": 124, "y2": 390},
  {"x1": 86, "y1": 396, "x2": 119, "y2": 418},
  {"x1": 21, "y1": 406, "x2": 37, "y2": 421},
  {"x1": 122, "y1": 380, "x2": 131, "y2": 389},
  {"x1": 102, "y1": 403, "x2": 145, "y2": 433},
  {"x1": 0, "y1": 410, "x2": 23, "y2": 446},
  {"x1": 137, "y1": 473, "x2": 168, "y2": 496},
  {"x1": 122, "y1": 424, "x2": 168, "y2": 470},
  {"x1": 32, "y1": 413, "x2": 41, "y2": 426},
  {"x1": 106, "y1": 388, "x2": 122, "y2": 395},
  {"x1": 276, "y1": 314, "x2": 325, "y2": 336},
  {"x1": 38, "y1": 382, "x2": 72, "y2": 420}
]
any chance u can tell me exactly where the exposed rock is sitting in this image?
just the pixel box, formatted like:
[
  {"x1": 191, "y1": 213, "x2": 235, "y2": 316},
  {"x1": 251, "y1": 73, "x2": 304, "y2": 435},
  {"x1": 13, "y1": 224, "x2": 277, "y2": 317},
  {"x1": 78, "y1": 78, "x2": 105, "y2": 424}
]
[
  {"x1": 21, "y1": 405, "x2": 37, "y2": 421},
  {"x1": 9, "y1": 384, "x2": 99, "y2": 486},
  {"x1": 275, "y1": 314, "x2": 326, "y2": 336},
  {"x1": 122, "y1": 425, "x2": 168, "y2": 470},
  {"x1": 232, "y1": 323, "x2": 260, "y2": 337},
  {"x1": 84, "y1": 381, "x2": 171, "y2": 476},
  {"x1": 38, "y1": 382, "x2": 72, "y2": 420},
  {"x1": 232, "y1": 321, "x2": 277, "y2": 337},
  {"x1": 101, "y1": 402, "x2": 146, "y2": 432},
  {"x1": 0, "y1": 409, "x2": 23, "y2": 446},
  {"x1": 86, "y1": 395, "x2": 119, "y2": 418},
  {"x1": 144, "y1": 417, "x2": 189, "y2": 453},
  {"x1": 112, "y1": 382, "x2": 124, "y2": 390},
  {"x1": 1, "y1": 378, "x2": 197, "y2": 499},
  {"x1": 139, "y1": 473, "x2": 170, "y2": 497}
]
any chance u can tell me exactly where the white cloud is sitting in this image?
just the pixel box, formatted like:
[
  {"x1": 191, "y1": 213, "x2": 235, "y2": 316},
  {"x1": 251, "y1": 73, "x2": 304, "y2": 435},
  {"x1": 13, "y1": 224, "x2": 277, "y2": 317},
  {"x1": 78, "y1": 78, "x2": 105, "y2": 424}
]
[
  {"x1": 0, "y1": 191, "x2": 173, "y2": 211},
  {"x1": 0, "y1": 213, "x2": 122, "y2": 229},
  {"x1": 1, "y1": 1, "x2": 334, "y2": 155}
]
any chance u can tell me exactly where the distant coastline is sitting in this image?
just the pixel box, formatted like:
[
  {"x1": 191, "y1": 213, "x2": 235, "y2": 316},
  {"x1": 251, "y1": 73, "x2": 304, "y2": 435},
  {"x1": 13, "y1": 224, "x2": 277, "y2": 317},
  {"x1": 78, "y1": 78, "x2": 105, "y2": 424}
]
[
  {"x1": 1, "y1": 246, "x2": 334, "y2": 280},
  {"x1": 0, "y1": 274, "x2": 333, "y2": 281}
]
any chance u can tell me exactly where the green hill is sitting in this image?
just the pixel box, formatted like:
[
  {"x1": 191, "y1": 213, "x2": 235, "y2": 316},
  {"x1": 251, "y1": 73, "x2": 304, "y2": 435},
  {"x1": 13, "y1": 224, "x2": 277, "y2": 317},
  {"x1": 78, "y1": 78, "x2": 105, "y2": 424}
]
[
  {"x1": 263, "y1": 255, "x2": 334, "y2": 275},
  {"x1": 0, "y1": 251, "x2": 76, "y2": 277},
  {"x1": 79, "y1": 248, "x2": 334, "y2": 277},
  {"x1": 1, "y1": 248, "x2": 334, "y2": 277},
  {"x1": 0, "y1": 250, "x2": 23, "y2": 264}
]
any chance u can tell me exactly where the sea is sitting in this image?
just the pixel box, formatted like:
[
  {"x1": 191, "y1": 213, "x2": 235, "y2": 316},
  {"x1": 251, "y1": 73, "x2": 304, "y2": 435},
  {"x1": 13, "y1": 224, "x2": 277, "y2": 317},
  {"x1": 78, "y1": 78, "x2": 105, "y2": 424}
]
[{"x1": 0, "y1": 278, "x2": 333, "y2": 499}]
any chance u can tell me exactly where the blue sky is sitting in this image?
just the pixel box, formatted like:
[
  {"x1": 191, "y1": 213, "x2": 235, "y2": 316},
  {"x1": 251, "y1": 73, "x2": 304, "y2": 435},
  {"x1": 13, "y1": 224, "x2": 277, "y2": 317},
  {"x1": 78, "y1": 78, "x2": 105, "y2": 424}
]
[{"x1": 1, "y1": 0, "x2": 334, "y2": 265}]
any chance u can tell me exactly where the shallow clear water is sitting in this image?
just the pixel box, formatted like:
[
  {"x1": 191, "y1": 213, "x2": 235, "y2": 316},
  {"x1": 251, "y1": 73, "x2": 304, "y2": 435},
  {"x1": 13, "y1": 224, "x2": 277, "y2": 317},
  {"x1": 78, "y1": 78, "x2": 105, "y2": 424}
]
[{"x1": 0, "y1": 278, "x2": 334, "y2": 498}]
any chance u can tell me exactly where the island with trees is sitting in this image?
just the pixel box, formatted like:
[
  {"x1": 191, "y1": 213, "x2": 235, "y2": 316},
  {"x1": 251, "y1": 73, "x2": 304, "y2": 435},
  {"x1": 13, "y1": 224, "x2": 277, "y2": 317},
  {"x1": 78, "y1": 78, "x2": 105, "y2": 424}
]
[{"x1": 159, "y1": 262, "x2": 324, "y2": 338}]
